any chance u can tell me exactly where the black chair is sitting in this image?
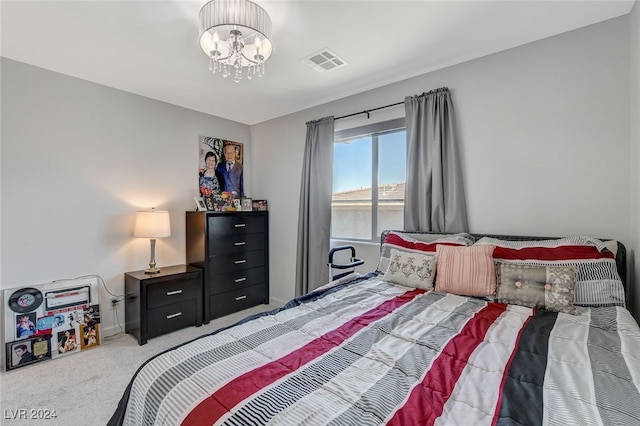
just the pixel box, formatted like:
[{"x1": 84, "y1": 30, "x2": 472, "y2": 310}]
[{"x1": 328, "y1": 245, "x2": 364, "y2": 280}]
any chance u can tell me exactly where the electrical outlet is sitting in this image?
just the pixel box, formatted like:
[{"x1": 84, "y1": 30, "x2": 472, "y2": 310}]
[{"x1": 110, "y1": 299, "x2": 120, "y2": 311}]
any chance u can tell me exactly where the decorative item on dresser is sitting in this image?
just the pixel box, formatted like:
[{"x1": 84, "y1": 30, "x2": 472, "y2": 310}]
[
  {"x1": 124, "y1": 265, "x2": 203, "y2": 345},
  {"x1": 186, "y1": 210, "x2": 269, "y2": 322}
]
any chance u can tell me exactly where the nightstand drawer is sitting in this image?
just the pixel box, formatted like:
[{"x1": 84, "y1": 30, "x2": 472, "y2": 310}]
[
  {"x1": 147, "y1": 299, "x2": 197, "y2": 338},
  {"x1": 208, "y1": 232, "x2": 265, "y2": 256},
  {"x1": 207, "y1": 214, "x2": 265, "y2": 238},
  {"x1": 209, "y1": 284, "x2": 267, "y2": 319},
  {"x1": 208, "y1": 250, "x2": 265, "y2": 274},
  {"x1": 147, "y1": 276, "x2": 200, "y2": 309},
  {"x1": 210, "y1": 267, "x2": 265, "y2": 294}
]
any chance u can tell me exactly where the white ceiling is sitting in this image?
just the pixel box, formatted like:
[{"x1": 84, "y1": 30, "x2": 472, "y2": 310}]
[{"x1": 1, "y1": 0, "x2": 635, "y2": 125}]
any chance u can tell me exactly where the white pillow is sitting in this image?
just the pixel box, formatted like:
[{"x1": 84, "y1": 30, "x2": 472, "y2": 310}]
[{"x1": 383, "y1": 248, "x2": 436, "y2": 290}]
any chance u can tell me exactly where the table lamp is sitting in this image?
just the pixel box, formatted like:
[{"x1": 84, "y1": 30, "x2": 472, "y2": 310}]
[{"x1": 134, "y1": 208, "x2": 171, "y2": 274}]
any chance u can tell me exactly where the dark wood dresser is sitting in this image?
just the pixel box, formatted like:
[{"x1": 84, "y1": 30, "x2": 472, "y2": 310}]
[
  {"x1": 185, "y1": 210, "x2": 269, "y2": 322},
  {"x1": 124, "y1": 264, "x2": 203, "y2": 345}
]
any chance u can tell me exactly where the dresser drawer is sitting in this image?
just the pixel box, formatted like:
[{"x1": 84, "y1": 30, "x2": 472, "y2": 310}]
[
  {"x1": 207, "y1": 214, "x2": 265, "y2": 238},
  {"x1": 147, "y1": 299, "x2": 198, "y2": 338},
  {"x1": 209, "y1": 284, "x2": 267, "y2": 319},
  {"x1": 210, "y1": 267, "x2": 265, "y2": 294},
  {"x1": 146, "y1": 275, "x2": 201, "y2": 309},
  {"x1": 208, "y1": 232, "x2": 265, "y2": 256},
  {"x1": 208, "y1": 250, "x2": 265, "y2": 274}
]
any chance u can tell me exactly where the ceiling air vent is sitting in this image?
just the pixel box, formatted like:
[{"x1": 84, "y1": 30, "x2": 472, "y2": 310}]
[{"x1": 300, "y1": 48, "x2": 347, "y2": 73}]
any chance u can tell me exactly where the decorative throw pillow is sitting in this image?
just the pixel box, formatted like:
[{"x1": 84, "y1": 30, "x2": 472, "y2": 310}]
[
  {"x1": 435, "y1": 245, "x2": 496, "y2": 297},
  {"x1": 496, "y1": 263, "x2": 579, "y2": 315},
  {"x1": 377, "y1": 231, "x2": 472, "y2": 273},
  {"x1": 382, "y1": 248, "x2": 436, "y2": 290},
  {"x1": 474, "y1": 236, "x2": 625, "y2": 307}
]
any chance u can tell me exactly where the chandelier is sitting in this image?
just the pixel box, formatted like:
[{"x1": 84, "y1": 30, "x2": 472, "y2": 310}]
[{"x1": 199, "y1": 0, "x2": 273, "y2": 83}]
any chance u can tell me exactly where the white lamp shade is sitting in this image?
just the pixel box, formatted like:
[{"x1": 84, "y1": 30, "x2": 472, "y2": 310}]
[{"x1": 134, "y1": 210, "x2": 171, "y2": 238}]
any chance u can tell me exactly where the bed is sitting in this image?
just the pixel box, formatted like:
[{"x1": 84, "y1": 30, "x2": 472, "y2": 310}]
[{"x1": 109, "y1": 231, "x2": 640, "y2": 425}]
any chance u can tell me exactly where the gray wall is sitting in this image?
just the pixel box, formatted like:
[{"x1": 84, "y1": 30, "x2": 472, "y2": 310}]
[
  {"x1": 1, "y1": 9, "x2": 638, "y2": 335},
  {"x1": 252, "y1": 16, "x2": 634, "y2": 314},
  {"x1": 0, "y1": 59, "x2": 252, "y2": 335},
  {"x1": 629, "y1": 3, "x2": 640, "y2": 319}
]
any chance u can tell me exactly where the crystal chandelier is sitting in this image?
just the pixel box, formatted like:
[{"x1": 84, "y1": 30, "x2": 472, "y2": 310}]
[{"x1": 199, "y1": 0, "x2": 273, "y2": 83}]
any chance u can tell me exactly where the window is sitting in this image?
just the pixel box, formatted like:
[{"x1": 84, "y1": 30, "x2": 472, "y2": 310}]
[{"x1": 332, "y1": 118, "x2": 406, "y2": 242}]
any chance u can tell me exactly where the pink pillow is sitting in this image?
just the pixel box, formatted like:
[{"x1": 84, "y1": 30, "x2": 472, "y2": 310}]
[{"x1": 435, "y1": 245, "x2": 497, "y2": 297}]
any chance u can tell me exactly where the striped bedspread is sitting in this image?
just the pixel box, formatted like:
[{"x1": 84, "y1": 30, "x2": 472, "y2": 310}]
[{"x1": 110, "y1": 274, "x2": 640, "y2": 426}]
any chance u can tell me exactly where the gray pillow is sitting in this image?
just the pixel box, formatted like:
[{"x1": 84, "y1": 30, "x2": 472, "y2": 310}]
[{"x1": 496, "y1": 263, "x2": 579, "y2": 315}]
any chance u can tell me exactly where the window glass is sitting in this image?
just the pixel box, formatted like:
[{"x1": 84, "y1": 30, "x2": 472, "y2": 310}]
[
  {"x1": 377, "y1": 132, "x2": 406, "y2": 237},
  {"x1": 332, "y1": 137, "x2": 372, "y2": 240},
  {"x1": 332, "y1": 119, "x2": 406, "y2": 242}
]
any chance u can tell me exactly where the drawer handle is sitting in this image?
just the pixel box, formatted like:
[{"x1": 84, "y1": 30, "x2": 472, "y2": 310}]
[
  {"x1": 235, "y1": 277, "x2": 247, "y2": 283},
  {"x1": 166, "y1": 290, "x2": 183, "y2": 296},
  {"x1": 234, "y1": 241, "x2": 246, "y2": 246},
  {"x1": 166, "y1": 312, "x2": 182, "y2": 319},
  {"x1": 234, "y1": 259, "x2": 247, "y2": 264},
  {"x1": 234, "y1": 223, "x2": 246, "y2": 228},
  {"x1": 235, "y1": 295, "x2": 247, "y2": 301}
]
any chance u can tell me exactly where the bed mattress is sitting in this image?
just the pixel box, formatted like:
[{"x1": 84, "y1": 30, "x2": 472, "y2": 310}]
[{"x1": 110, "y1": 273, "x2": 640, "y2": 425}]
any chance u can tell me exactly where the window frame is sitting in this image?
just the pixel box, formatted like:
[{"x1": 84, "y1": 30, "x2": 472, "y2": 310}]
[{"x1": 332, "y1": 118, "x2": 406, "y2": 243}]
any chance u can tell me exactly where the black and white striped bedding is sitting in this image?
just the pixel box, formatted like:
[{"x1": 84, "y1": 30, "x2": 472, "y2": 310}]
[{"x1": 109, "y1": 273, "x2": 640, "y2": 425}]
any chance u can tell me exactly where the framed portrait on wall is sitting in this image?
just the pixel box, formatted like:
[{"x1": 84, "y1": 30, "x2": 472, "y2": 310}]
[{"x1": 198, "y1": 136, "x2": 244, "y2": 200}]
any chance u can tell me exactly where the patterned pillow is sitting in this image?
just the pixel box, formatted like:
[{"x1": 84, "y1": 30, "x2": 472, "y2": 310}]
[
  {"x1": 382, "y1": 248, "x2": 436, "y2": 290},
  {"x1": 497, "y1": 263, "x2": 579, "y2": 315},
  {"x1": 475, "y1": 236, "x2": 625, "y2": 307},
  {"x1": 377, "y1": 231, "x2": 473, "y2": 273},
  {"x1": 435, "y1": 244, "x2": 497, "y2": 297}
]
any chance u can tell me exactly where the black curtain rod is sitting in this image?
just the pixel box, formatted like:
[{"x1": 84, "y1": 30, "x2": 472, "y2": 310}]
[
  {"x1": 333, "y1": 87, "x2": 449, "y2": 121},
  {"x1": 334, "y1": 101, "x2": 404, "y2": 121}
]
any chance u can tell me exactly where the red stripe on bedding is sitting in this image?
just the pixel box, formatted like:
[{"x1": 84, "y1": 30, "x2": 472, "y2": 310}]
[
  {"x1": 181, "y1": 288, "x2": 425, "y2": 426},
  {"x1": 493, "y1": 245, "x2": 613, "y2": 261},
  {"x1": 491, "y1": 312, "x2": 533, "y2": 426},
  {"x1": 384, "y1": 233, "x2": 466, "y2": 252},
  {"x1": 387, "y1": 303, "x2": 507, "y2": 426}
]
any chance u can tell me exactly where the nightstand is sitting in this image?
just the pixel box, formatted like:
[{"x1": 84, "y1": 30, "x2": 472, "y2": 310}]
[{"x1": 125, "y1": 264, "x2": 203, "y2": 345}]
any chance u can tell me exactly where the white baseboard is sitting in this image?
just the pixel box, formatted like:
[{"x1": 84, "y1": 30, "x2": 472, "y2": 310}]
[{"x1": 101, "y1": 324, "x2": 125, "y2": 338}]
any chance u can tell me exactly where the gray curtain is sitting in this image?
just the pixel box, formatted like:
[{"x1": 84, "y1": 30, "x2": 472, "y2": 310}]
[
  {"x1": 295, "y1": 116, "x2": 335, "y2": 296},
  {"x1": 404, "y1": 88, "x2": 468, "y2": 232}
]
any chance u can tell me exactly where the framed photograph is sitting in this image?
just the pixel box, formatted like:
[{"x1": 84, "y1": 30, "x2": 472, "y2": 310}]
[
  {"x1": 241, "y1": 198, "x2": 252, "y2": 211},
  {"x1": 252, "y1": 200, "x2": 268, "y2": 211},
  {"x1": 194, "y1": 196, "x2": 207, "y2": 212},
  {"x1": 80, "y1": 324, "x2": 100, "y2": 350},
  {"x1": 15, "y1": 312, "x2": 37, "y2": 340},
  {"x1": 56, "y1": 328, "x2": 79, "y2": 356},
  {"x1": 198, "y1": 136, "x2": 244, "y2": 198},
  {"x1": 232, "y1": 199, "x2": 241, "y2": 211},
  {"x1": 6, "y1": 335, "x2": 51, "y2": 370}
]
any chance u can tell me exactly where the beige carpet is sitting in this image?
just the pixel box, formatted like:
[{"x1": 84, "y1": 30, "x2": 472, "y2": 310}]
[{"x1": 0, "y1": 304, "x2": 279, "y2": 426}]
